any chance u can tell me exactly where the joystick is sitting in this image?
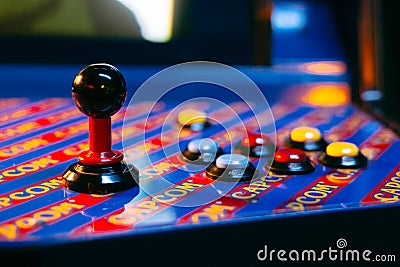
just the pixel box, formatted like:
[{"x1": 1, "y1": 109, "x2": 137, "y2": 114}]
[{"x1": 62, "y1": 63, "x2": 138, "y2": 194}]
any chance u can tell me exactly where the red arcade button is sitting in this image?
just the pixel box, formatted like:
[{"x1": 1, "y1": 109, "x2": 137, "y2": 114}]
[
  {"x1": 274, "y1": 148, "x2": 307, "y2": 163},
  {"x1": 242, "y1": 132, "x2": 270, "y2": 147}
]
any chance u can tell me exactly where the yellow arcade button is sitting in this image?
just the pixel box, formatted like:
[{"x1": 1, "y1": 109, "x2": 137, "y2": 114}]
[
  {"x1": 326, "y1": 142, "x2": 359, "y2": 157},
  {"x1": 178, "y1": 109, "x2": 207, "y2": 126},
  {"x1": 290, "y1": 126, "x2": 322, "y2": 142}
]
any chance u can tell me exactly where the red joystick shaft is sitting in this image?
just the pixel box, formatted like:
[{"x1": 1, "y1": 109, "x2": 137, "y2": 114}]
[
  {"x1": 78, "y1": 117, "x2": 123, "y2": 166},
  {"x1": 90, "y1": 117, "x2": 111, "y2": 153}
]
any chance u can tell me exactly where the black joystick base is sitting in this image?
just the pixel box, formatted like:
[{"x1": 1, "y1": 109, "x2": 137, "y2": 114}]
[{"x1": 62, "y1": 161, "x2": 139, "y2": 194}]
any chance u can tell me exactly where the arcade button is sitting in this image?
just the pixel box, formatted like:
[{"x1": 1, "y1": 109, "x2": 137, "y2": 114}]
[
  {"x1": 318, "y1": 141, "x2": 367, "y2": 168},
  {"x1": 269, "y1": 148, "x2": 315, "y2": 175},
  {"x1": 287, "y1": 126, "x2": 328, "y2": 151},
  {"x1": 182, "y1": 138, "x2": 224, "y2": 164},
  {"x1": 62, "y1": 63, "x2": 138, "y2": 194},
  {"x1": 206, "y1": 154, "x2": 257, "y2": 181},
  {"x1": 234, "y1": 132, "x2": 274, "y2": 157},
  {"x1": 177, "y1": 109, "x2": 210, "y2": 131}
]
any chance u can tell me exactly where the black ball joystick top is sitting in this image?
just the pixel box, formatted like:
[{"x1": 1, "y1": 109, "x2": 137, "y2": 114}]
[
  {"x1": 72, "y1": 63, "x2": 127, "y2": 118},
  {"x1": 62, "y1": 63, "x2": 138, "y2": 195}
]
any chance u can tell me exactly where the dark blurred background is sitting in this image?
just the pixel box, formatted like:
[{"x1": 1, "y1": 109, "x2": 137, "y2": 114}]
[{"x1": 0, "y1": 0, "x2": 255, "y2": 65}]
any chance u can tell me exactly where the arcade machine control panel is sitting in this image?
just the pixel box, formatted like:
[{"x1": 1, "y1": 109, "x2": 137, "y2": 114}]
[{"x1": 1, "y1": 1, "x2": 399, "y2": 266}]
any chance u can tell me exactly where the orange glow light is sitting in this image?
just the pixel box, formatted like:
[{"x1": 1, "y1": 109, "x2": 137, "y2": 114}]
[
  {"x1": 302, "y1": 83, "x2": 350, "y2": 106},
  {"x1": 303, "y1": 61, "x2": 347, "y2": 75}
]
